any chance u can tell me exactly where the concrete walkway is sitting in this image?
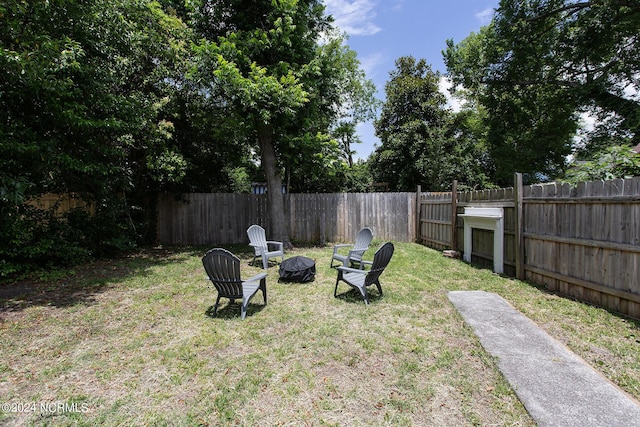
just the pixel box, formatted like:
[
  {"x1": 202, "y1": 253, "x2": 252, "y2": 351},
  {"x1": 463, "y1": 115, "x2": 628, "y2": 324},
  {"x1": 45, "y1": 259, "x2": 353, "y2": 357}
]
[{"x1": 448, "y1": 290, "x2": 640, "y2": 427}]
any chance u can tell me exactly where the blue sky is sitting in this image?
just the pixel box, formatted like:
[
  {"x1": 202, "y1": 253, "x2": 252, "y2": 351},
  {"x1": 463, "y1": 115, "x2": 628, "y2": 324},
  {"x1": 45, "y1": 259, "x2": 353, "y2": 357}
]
[{"x1": 322, "y1": 0, "x2": 499, "y2": 160}]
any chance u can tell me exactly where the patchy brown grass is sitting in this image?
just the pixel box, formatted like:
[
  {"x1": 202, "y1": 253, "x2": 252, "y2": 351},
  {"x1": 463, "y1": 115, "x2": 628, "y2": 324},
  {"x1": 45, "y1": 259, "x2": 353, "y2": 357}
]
[{"x1": 1, "y1": 242, "x2": 638, "y2": 426}]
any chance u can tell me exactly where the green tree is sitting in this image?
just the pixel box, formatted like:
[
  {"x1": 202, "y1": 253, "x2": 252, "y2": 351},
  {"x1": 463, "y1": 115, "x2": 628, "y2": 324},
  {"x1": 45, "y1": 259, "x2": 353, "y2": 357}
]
[
  {"x1": 444, "y1": 0, "x2": 640, "y2": 184},
  {"x1": 277, "y1": 30, "x2": 377, "y2": 193},
  {"x1": 0, "y1": 0, "x2": 190, "y2": 274},
  {"x1": 370, "y1": 56, "x2": 489, "y2": 191},
  {"x1": 190, "y1": 0, "x2": 377, "y2": 242},
  {"x1": 322, "y1": 32, "x2": 379, "y2": 169},
  {"x1": 449, "y1": 104, "x2": 495, "y2": 191},
  {"x1": 160, "y1": 78, "x2": 257, "y2": 193},
  {"x1": 563, "y1": 145, "x2": 640, "y2": 183},
  {"x1": 191, "y1": 0, "x2": 322, "y2": 246},
  {"x1": 333, "y1": 121, "x2": 359, "y2": 168}
]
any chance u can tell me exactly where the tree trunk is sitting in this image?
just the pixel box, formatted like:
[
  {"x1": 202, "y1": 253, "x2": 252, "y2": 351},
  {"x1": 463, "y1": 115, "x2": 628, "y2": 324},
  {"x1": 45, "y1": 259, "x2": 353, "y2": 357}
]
[{"x1": 256, "y1": 120, "x2": 292, "y2": 249}]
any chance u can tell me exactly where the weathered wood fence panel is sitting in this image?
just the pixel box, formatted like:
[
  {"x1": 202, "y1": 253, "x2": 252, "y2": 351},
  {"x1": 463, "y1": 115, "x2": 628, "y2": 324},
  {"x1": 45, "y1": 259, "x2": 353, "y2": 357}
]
[
  {"x1": 522, "y1": 178, "x2": 640, "y2": 318},
  {"x1": 418, "y1": 193, "x2": 453, "y2": 251},
  {"x1": 157, "y1": 192, "x2": 416, "y2": 246},
  {"x1": 417, "y1": 176, "x2": 640, "y2": 319},
  {"x1": 157, "y1": 193, "x2": 269, "y2": 246},
  {"x1": 27, "y1": 193, "x2": 93, "y2": 216}
]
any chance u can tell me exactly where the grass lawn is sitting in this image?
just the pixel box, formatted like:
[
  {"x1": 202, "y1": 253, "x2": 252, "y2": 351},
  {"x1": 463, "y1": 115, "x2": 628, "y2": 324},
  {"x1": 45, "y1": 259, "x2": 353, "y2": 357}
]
[{"x1": 1, "y1": 241, "x2": 639, "y2": 426}]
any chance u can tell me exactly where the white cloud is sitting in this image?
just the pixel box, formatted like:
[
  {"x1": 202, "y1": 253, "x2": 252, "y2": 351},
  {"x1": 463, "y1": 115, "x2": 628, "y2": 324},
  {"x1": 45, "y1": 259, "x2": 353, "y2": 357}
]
[
  {"x1": 475, "y1": 7, "x2": 494, "y2": 25},
  {"x1": 391, "y1": 0, "x2": 405, "y2": 12},
  {"x1": 358, "y1": 52, "x2": 385, "y2": 80},
  {"x1": 323, "y1": 0, "x2": 381, "y2": 36},
  {"x1": 438, "y1": 77, "x2": 465, "y2": 112}
]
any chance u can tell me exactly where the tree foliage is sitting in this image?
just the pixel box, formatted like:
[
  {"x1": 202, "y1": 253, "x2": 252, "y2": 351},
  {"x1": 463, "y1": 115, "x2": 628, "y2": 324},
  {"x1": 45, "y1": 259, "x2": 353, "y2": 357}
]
[
  {"x1": 369, "y1": 57, "x2": 491, "y2": 191},
  {"x1": 1, "y1": 0, "x2": 377, "y2": 274},
  {"x1": 563, "y1": 145, "x2": 640, "y2": 183},
  {"x1": 0, "y1": 0, "x2": 190, "y2": 275},
  {"x1": 190, "y1": 0, "x2": 377, "y2": 244},
  {"x1": 444, "y1": 0, "x2": 640, "y2": 185}
]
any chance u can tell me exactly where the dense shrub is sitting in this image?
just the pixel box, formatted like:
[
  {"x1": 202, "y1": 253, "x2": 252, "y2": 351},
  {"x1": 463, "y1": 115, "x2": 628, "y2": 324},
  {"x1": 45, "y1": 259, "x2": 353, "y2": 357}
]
[{"x1": 0, "y1": 202, "x2": 139, "y2": 279}]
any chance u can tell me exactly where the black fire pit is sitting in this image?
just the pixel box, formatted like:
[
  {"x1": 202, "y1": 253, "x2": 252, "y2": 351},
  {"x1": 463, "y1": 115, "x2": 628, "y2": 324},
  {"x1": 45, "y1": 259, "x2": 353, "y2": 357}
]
[{"x1": 278, "y1": 256, "x2": 316, "y2": 283}]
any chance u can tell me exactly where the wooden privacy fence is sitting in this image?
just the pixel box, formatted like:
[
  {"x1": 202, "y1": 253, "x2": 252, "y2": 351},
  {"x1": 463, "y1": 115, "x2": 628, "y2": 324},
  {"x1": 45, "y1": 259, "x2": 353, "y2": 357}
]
[
  {"x1": 157, "y1": 177, "x2": 640, "y2": 318},
  {"x1": 26, "y1": 193, "x2": 93, "y2": 216},
  {"x1": 417, "y1": 175, "x2": 640, "y2": 319},
  {"x1": 156, "y1": 192, "x2": 416, "y2": 246}
]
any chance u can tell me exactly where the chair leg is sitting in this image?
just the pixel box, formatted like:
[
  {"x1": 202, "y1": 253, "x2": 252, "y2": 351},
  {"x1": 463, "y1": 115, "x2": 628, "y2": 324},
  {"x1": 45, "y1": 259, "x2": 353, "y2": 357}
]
[
  {"x1": 260, "y1": 278, "x2": 267, "y2": 304},
  {"x1": 375, "y1": 281, "x2": 383, "y2": 297},
  {"x1": 359, "y1": 287, "x2": 369, "y2": 305},
  {"x1": 334, "y1": 277, "x2": 341, "y2": 297},
  {"x1": 213, "y1": 295, "x2": 222, "y2": 316},
  {"x1": 262, "y1": 255, "x2": 268, "y2": 269},
  {"x1": 241, "y1": 303, "x2": 247, "y2": 320}
]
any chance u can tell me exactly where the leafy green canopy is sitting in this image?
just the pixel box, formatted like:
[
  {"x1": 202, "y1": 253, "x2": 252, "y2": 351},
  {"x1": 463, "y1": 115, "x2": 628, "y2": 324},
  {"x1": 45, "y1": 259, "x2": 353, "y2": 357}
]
[
  {"x1": 444, "y1": 0, "x2": 640, "y2": 185},
  {"x1": 1, "y1": 0, "x2": 189, "y2": 197},
  {"x1": 563, "y1": 145, "x2": 640, "y2": 183},
  {"x1": 190, "y1": 1, "x2": 375, "y2": 181},
  {"x1": 189, "y1": 0, "x2": 377, "y2": 244},
  {"x1": 370, "y1": 56, "x2": 491, "y2": 191},
  {"x1": 0, "y1": 0, "x2": 377, "y2": 275},
  {"x1": 1, "y1": 0, "x2": 189, "y2": 274}
]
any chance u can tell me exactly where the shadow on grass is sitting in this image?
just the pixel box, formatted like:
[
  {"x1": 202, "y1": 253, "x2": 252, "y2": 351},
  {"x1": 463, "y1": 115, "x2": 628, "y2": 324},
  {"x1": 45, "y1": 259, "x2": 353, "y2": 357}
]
[
  {"x1": 463, "y1": 259, "x2": 640, "y2": 327},
  {"x1": 0, "y1": 241, "x2": 281, "y2": 317},
  {"x1": 204, "y1": 301, "x2": 267, "y2": 320},
  {"x1": 0, "y1": 246, "x2": 212, "y2": 315},
  {"x1": 334, "y1": 287, "x2": 383, "y2": 305}
]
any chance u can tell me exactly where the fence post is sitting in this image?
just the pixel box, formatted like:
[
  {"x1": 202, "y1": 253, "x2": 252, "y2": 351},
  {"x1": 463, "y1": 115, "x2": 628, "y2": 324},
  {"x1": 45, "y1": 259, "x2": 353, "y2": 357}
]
[
  {"x1": 514, "y1": 173, "x2": 525, "y2": 280},
  {"x1": 415, "y1": 185, "x2": 421, "y2": 243},
  {"x1": 451, "y1": 180, "x2": 458, "y2": 251}
]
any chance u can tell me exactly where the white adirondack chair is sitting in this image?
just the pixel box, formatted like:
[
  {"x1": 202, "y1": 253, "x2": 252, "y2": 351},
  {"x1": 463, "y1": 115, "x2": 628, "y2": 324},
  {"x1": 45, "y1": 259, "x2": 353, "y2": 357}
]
[
  {"x1": 330, "y1": 227, "x2": 373, "y2": 269},
  {"x1": 247, "y1": 224, "x2": 284, "y2": 269}
]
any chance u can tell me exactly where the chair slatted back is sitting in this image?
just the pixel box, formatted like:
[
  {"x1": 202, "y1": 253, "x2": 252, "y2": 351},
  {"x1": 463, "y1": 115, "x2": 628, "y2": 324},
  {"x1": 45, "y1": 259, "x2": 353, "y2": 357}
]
[
  {"x1": 364, "y1": 242, "x2": 394, "y2": 287},
  {"x1": 247, "y1": 224, "x2": 268, "y2": 250},
  {"x1": 353, "y1": 227, "x2": 373, "y2": 251},
  {"x1": 202, "y1": 248, "x2": 243, "y2": 299}
]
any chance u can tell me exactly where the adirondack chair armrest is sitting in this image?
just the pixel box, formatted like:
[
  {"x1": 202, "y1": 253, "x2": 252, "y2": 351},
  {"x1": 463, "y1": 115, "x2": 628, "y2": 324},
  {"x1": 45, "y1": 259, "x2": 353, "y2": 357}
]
[
  {"x1": 266, "y1": 240, "x2": 283, "y2": 251},
  {"x1": 336, "y1": 266, "x2": 366, "y2": 276},
  {"x1": 249, "y1": 242, "x2": 266, "y2": 253},
  {"x1": 347, "y1": 248, "x2": 366, "y2": 257},
  {"x1": 342, "y1": 248, "x2": 366, "y2": 268},
  {"x1": 333, "y1": 243, "x2": 353, "y2": 254},
  {"x1": 244, "y1": 272, "x2": 268, "y2": 284},
  {"x1": 360, "y1": 260, "x2": 373, "y2": 270}
]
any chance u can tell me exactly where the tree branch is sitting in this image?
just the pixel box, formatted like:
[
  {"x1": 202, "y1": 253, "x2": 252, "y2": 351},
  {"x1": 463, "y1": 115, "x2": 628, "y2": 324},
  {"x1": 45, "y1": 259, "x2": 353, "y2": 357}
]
[
  {"x1": 525, "y1": 2, "x2": 592, "y2": 22},
  {"x1": 482, "y1": 78, "x2": 582, "y2": 88},
  {"x1": 526, "y1": 0, "x2": 640, "y2": 22}
]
